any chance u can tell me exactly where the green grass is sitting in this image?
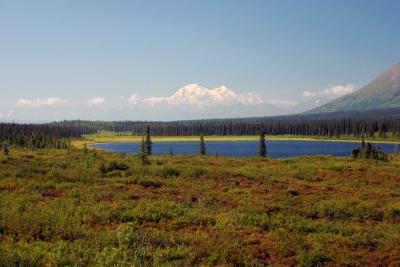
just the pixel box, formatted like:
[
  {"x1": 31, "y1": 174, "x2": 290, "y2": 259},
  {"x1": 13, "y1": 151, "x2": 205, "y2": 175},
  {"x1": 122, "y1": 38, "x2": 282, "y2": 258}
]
[{"x1": 1, "y1": 148, "x2": 400, "y2": 266}]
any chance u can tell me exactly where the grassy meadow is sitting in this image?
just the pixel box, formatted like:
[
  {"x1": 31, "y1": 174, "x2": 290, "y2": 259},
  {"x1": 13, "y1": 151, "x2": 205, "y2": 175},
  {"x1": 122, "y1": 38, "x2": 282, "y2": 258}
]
[{"x1": 1, "y1": 147, "x2": 400, "y2": 266}]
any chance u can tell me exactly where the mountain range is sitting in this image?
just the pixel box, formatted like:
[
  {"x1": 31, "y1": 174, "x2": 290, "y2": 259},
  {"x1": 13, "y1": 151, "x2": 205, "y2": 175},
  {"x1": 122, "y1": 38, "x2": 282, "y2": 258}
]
[
  {"x1": 4, "y1": 62, "x2": 400, "y2": 122},
  {"x1": 0, "y1": 83, "x2": 335, "y2": 122},
  {"x1": 308, "y1": 62, "x2": 400, "y2": 113},
  {"x1": 149, "y1": 62, "x2": 400, "y2": 118},
  {"x1": 123, "y1": 84, "x2": 331, "y2": 120}
]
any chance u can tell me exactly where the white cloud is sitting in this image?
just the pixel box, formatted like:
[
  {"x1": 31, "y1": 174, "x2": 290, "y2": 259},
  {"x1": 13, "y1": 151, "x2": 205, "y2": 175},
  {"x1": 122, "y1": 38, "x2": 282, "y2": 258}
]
[
  {"x1": 46, "y1": 97, "x2": 66, "y2": 105},
  {"x1": 324, "y1": 84, "x2": 355, "y2": 96},
  {"x1": 128, "y1": 83, "x2": 263, "y2": 109},
  {"x1": 86, "y1": 97, "x2": 105, "y2": 106},
  {"x1": 267, "y1": 99, "x2": 298, "y2": 106},
  {"x1": 16, "y1": 99, "x2": 33, "y2": 106},
  {"x1": 302, "y1": 91, "x2": 318, "y2": 97},
  {"x1": 128, "y1": 94, "x2": 144, "y2": 105},
  {"x1": 303, "y1": 84, "x2": 356, "y2": 98},
  {"x1": 0, "y1": 110, "x2": 14, "y2": 118},
  {"x1": 16, "y1": 97, "x2": 66, "y2": 107}
]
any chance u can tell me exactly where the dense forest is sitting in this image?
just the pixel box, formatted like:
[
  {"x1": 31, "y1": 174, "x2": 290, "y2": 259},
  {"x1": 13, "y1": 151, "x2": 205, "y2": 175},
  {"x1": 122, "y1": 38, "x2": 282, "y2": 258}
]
[
  {"x1": 2, "y1": 108, "x2": 400, "y2": 149},
  {"x1": 54, "y1": 117, "x2": 400, "y2": 139},
  {"x1": 0, "y1": 123, "x2": 90, "y2": 149}
]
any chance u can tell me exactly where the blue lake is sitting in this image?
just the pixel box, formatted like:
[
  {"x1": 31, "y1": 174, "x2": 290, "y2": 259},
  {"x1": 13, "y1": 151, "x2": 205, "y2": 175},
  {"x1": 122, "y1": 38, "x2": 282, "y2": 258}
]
[{"x1": 91, "y1": 140, "x2": 399, "y2": 158}]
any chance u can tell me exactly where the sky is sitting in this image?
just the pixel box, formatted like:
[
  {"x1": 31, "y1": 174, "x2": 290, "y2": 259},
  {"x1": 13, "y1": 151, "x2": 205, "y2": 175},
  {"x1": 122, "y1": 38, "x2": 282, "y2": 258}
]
[{"x1": 1, "y1": 0, "x2": 400, "y2": 121}]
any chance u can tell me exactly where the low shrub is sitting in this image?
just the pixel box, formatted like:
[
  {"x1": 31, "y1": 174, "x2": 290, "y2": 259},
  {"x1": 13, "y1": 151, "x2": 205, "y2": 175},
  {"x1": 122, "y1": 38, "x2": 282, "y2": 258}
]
[
  {"x1": 296, "y1": 245, "x2": 332, "y2": 267},
  {"x1": 159, "y1": 166, "x2": 180, "y2": 178},
  {"x1": 183, "y1": 167, "x2": 207, "y2": 179},
  {"x1": 123, "y1": 177, "x2": 162, "y2": 188},
  {"x1": 292, "y1": 168, "x2": 319, "y2": 182},
  {"x1": 99, "y1": 161, "x2": 129, "y2": 175}
]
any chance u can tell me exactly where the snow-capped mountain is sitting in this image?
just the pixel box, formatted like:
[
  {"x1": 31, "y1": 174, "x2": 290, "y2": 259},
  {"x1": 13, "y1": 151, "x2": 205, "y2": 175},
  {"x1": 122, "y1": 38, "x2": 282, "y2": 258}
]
[
  {"x1": 3, "y1": 83, "x2": 334, "y2": 122},
  {"x1": 135, "y1": 83, "x2": 263, "y2": 108}
]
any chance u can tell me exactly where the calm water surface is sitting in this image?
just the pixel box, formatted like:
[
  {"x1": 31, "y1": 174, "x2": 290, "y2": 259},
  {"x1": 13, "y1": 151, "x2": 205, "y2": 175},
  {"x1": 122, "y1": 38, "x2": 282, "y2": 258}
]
[{"x1": 91, "y1": 140, "x2": 398, "y2": 158}]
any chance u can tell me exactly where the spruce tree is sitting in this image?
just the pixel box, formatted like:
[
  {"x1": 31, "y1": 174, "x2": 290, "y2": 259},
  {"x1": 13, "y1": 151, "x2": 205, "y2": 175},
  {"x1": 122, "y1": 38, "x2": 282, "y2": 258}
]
[
  {"x1": 84, "y1": 143, "x2": 88, "y2": 155},
  {"x1": 3, "y1": 144, "x2": 9, "y2": 156},
  {"x1": 199, "y1": 136, "x2": 206, "y2": 155},
  {"x1": 67, "y1": 139, "x2": 71, "y2": 155},
  {"x1": 145, "y1": 125, "x2": 152, "y2": 156},
  {"x1": 140, "y1": 136, "x2": 146, "y2": 154},
  {"x1": 258, "y1": 131, "x2": 267, "y2": 157},
  {"x1": 139, "y1": 136, "x2": 149, "y2": 165},
  {"x1": 352, "y1": 140, "x2": 388, "y2": 161}
]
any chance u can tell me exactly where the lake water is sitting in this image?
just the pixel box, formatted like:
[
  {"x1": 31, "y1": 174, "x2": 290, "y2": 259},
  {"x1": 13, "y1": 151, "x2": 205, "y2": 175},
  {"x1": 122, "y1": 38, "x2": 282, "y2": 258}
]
[{"x1": 91, "y1": 140, "x2": 399, "y2": 158}]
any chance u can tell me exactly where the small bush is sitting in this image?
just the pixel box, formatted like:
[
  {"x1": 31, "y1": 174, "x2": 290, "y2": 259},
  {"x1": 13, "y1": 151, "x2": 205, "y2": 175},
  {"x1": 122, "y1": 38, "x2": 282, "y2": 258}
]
[
  {"x1": 184, "y1": 167, "x2": 207, "y2": 179},
  {"x1": 124, "y1": 177, "x2": 162, "y2": 188},
  {"x1": 159, "y1": 166, "x2": 180, "y2": 178},
  {"x1": 386, "y1": 208, "x2": 400, "y2": 222},
  {"x1": 296, "y1": 245, "x2": 332, "y2": 267},
  {"x1": 99, "y1": 161, "x2": 129, "y2": 175},
  {"x1": 316, "y1": 199, "x2": 383, "y2": 221},
  {"x1": 293, "y1": 168, "x2": 319, "y2": 182}
]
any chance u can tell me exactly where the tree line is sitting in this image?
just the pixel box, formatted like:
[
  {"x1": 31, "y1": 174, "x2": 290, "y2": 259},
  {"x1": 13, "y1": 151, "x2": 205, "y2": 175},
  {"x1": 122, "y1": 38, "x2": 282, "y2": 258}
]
[
  {"x1": 53, "y1": 117, "x2": 400, "y2": 139},
  {"x1": 2, "y1": 113, "x2": 400, "y2": 151},
  {"x1": 0, "y1": 123, "x2": 89, "y2": 149}
]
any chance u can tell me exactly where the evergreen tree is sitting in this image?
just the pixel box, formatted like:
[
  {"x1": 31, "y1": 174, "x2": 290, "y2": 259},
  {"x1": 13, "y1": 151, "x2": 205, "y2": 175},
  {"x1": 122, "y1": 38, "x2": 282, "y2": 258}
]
[
  {"x1": 139, "y1": 137, "x2": 149, "y2": 165},
  {"x1": 84, "y1": 143, "x2": 88, "y2": 155},
  {"x1": 67, "y1": 139, "x2": 71, "y2": 155},
  {"x1": 140, "y1": 136, "x2": 146, "y2": 154},
  {"x1": 3, "y1": 144, "x2": 9, "y2": 156},
  {"x1": 145, "y1": 125, "x2": 152, "y2": 155},
  {"x1": 352, "y1": 148, "x2": 359, "y2": 158},
  {"x1": 199, "y1": 136, "x2": 206, "y2": 155},
  {"x1": 258, "y1": 131, "x2": 267, "y2": 157},
  {"x1": 352, "y1": 140, "x2": 388, "y2": 161},
  {"x1": 169, "y1": 148, "x2": 173, "y2": 157}
]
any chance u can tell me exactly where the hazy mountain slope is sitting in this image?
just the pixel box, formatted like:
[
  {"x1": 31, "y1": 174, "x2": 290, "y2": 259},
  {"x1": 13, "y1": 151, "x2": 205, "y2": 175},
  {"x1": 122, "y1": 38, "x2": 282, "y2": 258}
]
[
  {"x1": 308, "y1": 62, "x2": 400, "y2": 113},
  {"x1": 288, "y1": 97, "x2": 332, "y2": 114}
]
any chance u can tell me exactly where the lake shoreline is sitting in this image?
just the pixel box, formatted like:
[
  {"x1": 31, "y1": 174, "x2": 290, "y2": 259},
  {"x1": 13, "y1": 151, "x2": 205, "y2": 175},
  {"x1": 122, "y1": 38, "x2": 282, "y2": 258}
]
[
  {"x1": 88, "y1": 139, "x2": 398, "y2": 158},
  {"x1": 74, "y1": 135, "x2": 400, "y2": 148}
]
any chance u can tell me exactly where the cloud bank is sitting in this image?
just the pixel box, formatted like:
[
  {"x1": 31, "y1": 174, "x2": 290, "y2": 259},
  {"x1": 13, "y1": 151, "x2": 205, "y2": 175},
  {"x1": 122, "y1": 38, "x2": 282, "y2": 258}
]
[
  {"x1": 303, "y1": 84, "x2": 355, "y2": 98},
  {"x1": 267, "y1": 99, "x2": 298, "y2": 106},
  {"x1": 5, "y1": 83, "x2": 356, "y2": 121},
  {"x1": 16, "y1": 97, "x2": 67, "y2": 107},
  {"x1": 86, "y1": 97, "x2": 105, "y2": 106},
  {"x1": 0, "y1": 110, "x2": 14, "y2": 119}
]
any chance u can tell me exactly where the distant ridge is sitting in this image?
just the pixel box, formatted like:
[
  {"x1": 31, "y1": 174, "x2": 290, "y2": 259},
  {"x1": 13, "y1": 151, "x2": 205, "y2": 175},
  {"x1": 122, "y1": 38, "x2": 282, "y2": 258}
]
[{"x1": 307, "y1": 62, "x2": 400, "y2": 113}]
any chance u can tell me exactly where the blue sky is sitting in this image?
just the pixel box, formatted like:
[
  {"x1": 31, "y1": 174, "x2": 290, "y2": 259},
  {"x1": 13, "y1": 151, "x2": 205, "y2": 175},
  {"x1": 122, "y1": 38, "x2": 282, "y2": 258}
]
[{"x1": 1, "y1": 0, "x2": 400, "y2": 121}]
